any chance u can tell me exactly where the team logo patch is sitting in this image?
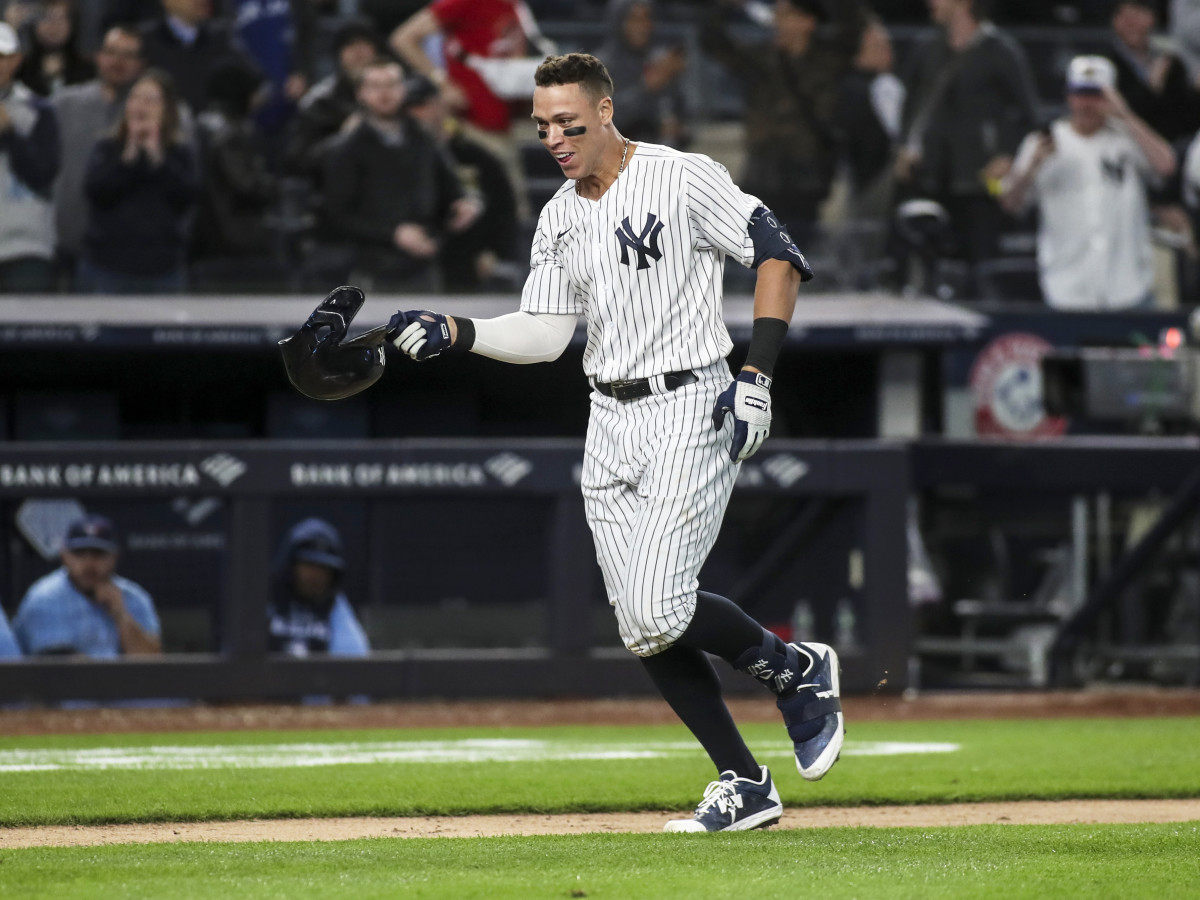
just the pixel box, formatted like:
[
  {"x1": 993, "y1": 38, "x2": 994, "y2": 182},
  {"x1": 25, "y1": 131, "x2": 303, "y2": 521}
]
[
  {"x1": 970, "y1": 332, "x2": 1066, "y2": 439},
  {"x1": 615, "y1": 213, "x2": 665, "y2": 270}
]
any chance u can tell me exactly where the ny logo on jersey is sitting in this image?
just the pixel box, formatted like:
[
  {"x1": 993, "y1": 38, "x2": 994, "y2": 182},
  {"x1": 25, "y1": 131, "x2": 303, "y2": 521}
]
[
  {"x1": 1101, "y1": 156, "x2": 1127, "y2": 185},
  {"x1": 615, "y1": 213, "x2": 665, "y2": 270}
]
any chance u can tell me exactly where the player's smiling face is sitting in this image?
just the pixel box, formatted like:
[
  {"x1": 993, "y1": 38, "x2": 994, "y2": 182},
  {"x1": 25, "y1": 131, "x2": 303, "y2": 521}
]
[{"x1": 532, "y1": 82, "x2": 610, "y2": 179}]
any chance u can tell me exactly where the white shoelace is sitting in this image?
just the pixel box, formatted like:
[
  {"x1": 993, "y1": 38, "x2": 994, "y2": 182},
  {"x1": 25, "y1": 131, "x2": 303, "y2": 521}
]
[{"x1": 694, "y1": 779, "x2": 745, "y2": 820}]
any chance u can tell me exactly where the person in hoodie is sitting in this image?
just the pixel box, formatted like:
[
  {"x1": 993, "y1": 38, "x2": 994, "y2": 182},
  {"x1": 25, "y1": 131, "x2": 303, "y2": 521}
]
[
  {"x1": 595, "y1": 0, "x2": 689, "y2": 148},
  {"x1": 0, "y1": 20, "x2": 60, "y2": 293},
  {"x1": 268, "y1": 518, "x2": 370, "y2": 658}
]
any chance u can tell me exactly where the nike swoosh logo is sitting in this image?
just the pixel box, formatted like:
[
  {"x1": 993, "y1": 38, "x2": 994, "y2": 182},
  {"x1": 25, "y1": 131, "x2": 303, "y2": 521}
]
[{"x1": 556, "y1": 227, "x2": 572, "y2": 240}]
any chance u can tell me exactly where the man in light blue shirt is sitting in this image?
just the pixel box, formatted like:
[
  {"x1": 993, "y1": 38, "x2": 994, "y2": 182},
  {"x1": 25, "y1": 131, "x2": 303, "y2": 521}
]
[{"x1": 12, "y1": 514, "x2": 161, "y2": 658}]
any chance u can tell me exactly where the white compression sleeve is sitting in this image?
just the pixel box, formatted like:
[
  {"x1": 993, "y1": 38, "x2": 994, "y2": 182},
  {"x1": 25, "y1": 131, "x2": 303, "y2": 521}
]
[{"x1": 469, "y1": 311, "x2": 578, "y2": 364}]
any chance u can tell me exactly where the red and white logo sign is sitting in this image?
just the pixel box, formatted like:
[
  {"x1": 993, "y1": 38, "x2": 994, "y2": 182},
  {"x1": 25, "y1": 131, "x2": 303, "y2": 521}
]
[{"x1": 970, "y1": 333, "x2": 1067, "y2": 439}]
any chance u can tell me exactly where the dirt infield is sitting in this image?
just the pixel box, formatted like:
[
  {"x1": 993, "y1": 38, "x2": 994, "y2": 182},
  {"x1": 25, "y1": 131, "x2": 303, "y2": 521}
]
[
  {"x1": 3, "y1": 800, "x2": 1200, "y2": 848},
  {"x1": 5, "y1": 686, "x2": 1200, "y2": 736},
  {"x1": 3, "y1": 688, "x2": 1199, "y2": 847}
]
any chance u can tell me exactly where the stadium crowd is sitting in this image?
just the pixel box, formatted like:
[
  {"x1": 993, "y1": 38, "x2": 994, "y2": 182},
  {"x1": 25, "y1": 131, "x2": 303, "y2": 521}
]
[{"x1": 0, "y1": 0, "x2": 1198, "y2": 307}]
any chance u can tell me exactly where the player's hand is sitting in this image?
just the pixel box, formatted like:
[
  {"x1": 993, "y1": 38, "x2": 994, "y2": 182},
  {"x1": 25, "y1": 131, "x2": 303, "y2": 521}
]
[
  {"x1": 711, "y1": 370, "x2": 772, "y2": 462},
  {"x1": 387, "y1": 309, "x2": 454, "y2": 360}
]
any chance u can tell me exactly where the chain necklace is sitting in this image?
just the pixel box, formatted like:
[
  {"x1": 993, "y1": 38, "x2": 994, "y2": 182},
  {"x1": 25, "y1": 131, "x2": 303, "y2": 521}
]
[{"x1": 577, "y1": 138, "x2": 630, "y2": 196}]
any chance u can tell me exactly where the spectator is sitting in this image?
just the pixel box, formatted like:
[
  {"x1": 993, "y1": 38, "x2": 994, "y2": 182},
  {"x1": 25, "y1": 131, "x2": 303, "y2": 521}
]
[
  {"x1": 79, "y1": 67, "x2": 198, "y2": 293},
  {"x1": 11, "y1": 514, "x2": 162, "y2": 657},
  {"x1": 896, "y1": 0, "x2": 1040, "y2": 298},
  {"x1": 405, "y1": 72, "x2": 520, "y2": 290},
  {"x1": 832, "y1": 14, "x2": 906, "y2": 287},
  {"x1": 2, "y1": 0, "x2": 40, "y2": 30},
  {"x1": 0, "y1": 605, "x2": 20, "y2": 659},
  {"x1": 230, "y1": 0, "x2": 317, "y2": 147},
  {"x1": 14, "y1": 0, "x2": 94, "y2": 97},
  {"x1": 139, "y1": 0, "x2": 254, "y2": 115},
  {"x1": 283, "y1": 16, "x2": 381, "y2": 181},
  {"x1": 0, "y1": 21, "x2": 60, "y2": 293},
  {"x1": 834, "y1": 14, "x2": 905, "y2": 218},
  {"x1": 701, "y1": 0, "x2": 862, "y2": 248},
  {"x1": 268, "y1": 518, "x2": 369, "y2": 657},
  {"x1": 596, "y1": 0, "x2": 689, "y2": 147},
  {"x1": 389, "y1": 0, "x2": 555, "y2": 219},
  {"x1": 191, "y1": 60, "x2": 282, "y2": 291},
  {"x1": 1105, "y1": 0, "x2": 1200, "y2": 144},
  {"x1": 321, "y1": 59, "x2": 478, "y2": 292},
  {"x1": 1001, "y1": 55, "x2": 1176, "y2": 309},
  {"x1": 52, "y1": 24, "x2": 145, "y2": 287}
]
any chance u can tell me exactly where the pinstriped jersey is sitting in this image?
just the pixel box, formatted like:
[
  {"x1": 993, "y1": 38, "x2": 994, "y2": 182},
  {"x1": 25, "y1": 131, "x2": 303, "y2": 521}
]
[{"x1": 519, "y1": 143, "x2": 761, "y2": 382}]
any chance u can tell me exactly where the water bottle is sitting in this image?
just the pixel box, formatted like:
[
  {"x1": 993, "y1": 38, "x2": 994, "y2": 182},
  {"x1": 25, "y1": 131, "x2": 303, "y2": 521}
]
[{"x1": 791, "y1": 600, "x2": 815, "y2": 644}]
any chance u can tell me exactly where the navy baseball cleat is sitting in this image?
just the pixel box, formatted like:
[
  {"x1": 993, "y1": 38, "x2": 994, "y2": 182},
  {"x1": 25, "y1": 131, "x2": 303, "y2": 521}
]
[
  {"x1": 777, "y1": 642, "x2": 844, "y2": 781},
  {"x1": 663, "y1": 766, "x2": 782, "y2": 833}
]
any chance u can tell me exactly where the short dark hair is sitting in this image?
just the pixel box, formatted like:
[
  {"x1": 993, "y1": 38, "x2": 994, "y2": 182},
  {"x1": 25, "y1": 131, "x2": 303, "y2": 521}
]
[{"x1": 534, "y1": 53, "x2": 614, "y2": 104}]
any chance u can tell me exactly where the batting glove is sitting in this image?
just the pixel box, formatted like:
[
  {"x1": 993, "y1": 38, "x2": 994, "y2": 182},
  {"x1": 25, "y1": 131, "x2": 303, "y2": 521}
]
[
  {"x1": 712, "y1": 371, "x2": 773, "y2": 462},
  {"x1": 387, "y1": 310, "x2": 452, "y2": 360}
]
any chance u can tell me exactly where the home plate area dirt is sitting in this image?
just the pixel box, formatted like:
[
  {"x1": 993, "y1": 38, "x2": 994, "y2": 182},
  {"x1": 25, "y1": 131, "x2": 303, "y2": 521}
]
[{"x1": 3, "y1": 689, "x2": 1199, "y2": 847}]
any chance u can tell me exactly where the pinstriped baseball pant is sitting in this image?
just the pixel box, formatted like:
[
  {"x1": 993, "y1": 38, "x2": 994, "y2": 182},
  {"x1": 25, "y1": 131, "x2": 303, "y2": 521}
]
[{"x1": 582, "y1": 361, "x2": 738, "y2": 657}]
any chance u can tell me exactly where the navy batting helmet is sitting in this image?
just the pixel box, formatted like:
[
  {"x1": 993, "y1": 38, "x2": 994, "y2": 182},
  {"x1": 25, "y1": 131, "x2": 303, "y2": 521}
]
[{"x1": 278, "y1": 285, "x2": 388, "y2": 401}]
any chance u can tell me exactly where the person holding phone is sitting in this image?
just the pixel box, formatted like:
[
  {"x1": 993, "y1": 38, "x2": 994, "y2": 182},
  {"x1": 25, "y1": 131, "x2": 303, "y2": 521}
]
[{"x1": 1001, "y1": 54, "x2": 1176, "y2": 310}]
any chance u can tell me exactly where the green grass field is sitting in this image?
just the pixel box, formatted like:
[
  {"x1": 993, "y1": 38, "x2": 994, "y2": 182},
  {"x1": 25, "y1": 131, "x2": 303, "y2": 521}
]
[{"x1": 2, "y1": 715, "x2": 1198, "y2": 898}]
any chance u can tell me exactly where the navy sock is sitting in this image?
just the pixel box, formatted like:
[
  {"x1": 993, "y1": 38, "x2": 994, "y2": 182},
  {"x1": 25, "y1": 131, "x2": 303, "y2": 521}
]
[
  {"x1": 640, "y1": 644, "x2": 759, "y2": 780},
  {"x1": 677, "y1": 591, "x2": 781, "y2": 663}
]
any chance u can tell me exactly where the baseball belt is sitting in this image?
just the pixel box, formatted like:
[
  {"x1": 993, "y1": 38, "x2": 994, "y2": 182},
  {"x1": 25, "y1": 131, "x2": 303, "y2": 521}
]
[{"x1": 593, "y1": 369, "x2": 698, "y2": 402}]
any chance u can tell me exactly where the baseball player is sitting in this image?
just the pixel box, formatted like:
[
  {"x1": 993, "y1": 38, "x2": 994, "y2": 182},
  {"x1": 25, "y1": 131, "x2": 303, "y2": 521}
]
[{"x1": 388, "y1": 52, "x2": 842, "y2": 832}]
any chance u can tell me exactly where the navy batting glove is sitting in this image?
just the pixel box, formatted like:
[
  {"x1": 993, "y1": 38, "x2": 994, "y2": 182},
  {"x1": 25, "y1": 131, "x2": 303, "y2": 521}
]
[
  {"x1": 387, "y1": 309, "x2": 452, "y2": 360},
  {"x1": 711, "y1": 371, "x2": 773, "y2": 462}
]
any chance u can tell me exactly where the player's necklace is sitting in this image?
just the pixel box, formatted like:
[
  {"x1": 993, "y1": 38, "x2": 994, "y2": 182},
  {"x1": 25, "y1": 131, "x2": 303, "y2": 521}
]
[{"x1": 577, "y1": 138, "x2": 630, "y2": 197}]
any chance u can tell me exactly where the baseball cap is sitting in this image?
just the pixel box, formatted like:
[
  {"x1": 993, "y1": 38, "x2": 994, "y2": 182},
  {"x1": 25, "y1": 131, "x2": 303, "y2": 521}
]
[
  {"x1": 63, "y1": 514, "x2": 119, "y2": 554},
  {"x1": 0, "y1": 23, "x2": 21, "y2": 56},
  {"x1": 288, "y1": 517, "x2": 345, "y2": 570},
  {"x1": 1067, "y1": 55, "x2": 1116, "y2": 93}
]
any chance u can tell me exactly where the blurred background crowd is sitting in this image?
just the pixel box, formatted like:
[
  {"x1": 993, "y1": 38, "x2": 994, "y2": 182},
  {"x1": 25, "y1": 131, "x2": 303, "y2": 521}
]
[{"x1": 2, "y1": 0, "x2": 1200, "y2": 308}]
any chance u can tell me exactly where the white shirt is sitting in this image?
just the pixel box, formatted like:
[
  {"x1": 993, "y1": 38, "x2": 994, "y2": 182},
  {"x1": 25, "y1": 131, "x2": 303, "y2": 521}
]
[
  {"x1": 519, "y1": 143, "x2": 760, "y2": 382},
  {"x1": 1009, "y1": 118, "x2": 1156, "y2": 310}
]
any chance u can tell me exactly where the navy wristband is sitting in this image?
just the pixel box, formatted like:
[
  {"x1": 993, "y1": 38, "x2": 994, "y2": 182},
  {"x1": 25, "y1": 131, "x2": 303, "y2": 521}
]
[
  {"x1": 743, "y1": 317, "x2": 788, "y2": 377},
  {"x1": 449, "y1": 316, "x2": 475, "y2": 352}
]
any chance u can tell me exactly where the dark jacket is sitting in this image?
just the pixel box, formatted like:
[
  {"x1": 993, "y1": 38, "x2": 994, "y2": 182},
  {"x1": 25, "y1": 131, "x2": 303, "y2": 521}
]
[
  {"x1": 1104, "y1": 40, "x2": 1200, "y2": 144},
  {"x1": 138, "y1": 17, "x2": 250, "y2": 113},
  {"x1": 283, "y1": 72, "x2": 358, "y2": 178},
  {"x1": 833, "y1": 69, "x2": 896, "y2": 192},
  {"x1": 440, "y1": 129, "x2": 519, "y2": 290},
  {"x1": 701, "y1": 5, "x2": 859, "y2": 211},
  {"x1": 192, "y1": 107, "x2": 277, "y2": 258},
  {"x1": 83, "y1": 137, "x2": 198, "y2": 275},
  {"x1": 900, "y1": 22, "x2": 1039, "y2": 197},
  {"x1": 321, "y1": 117, "x2": 464, "y2": 275},
  {"x1": 15, "y1": 21, "x2": 96, "y2": 97}
]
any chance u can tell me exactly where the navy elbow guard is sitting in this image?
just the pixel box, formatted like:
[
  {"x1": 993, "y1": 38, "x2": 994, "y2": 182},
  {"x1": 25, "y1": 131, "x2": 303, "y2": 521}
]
[{"x1": 748, "y1": 206, "x2": 814, "y2": 281}]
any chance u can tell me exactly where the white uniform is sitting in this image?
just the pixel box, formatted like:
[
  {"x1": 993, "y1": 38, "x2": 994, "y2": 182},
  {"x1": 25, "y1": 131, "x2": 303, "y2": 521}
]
[
  {"x1": 520, "y1": 143, "x2": 762, "y2": 656},
  {"x1": 1008, "y1": 119, "x2": 1158, "y2": 310}
]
